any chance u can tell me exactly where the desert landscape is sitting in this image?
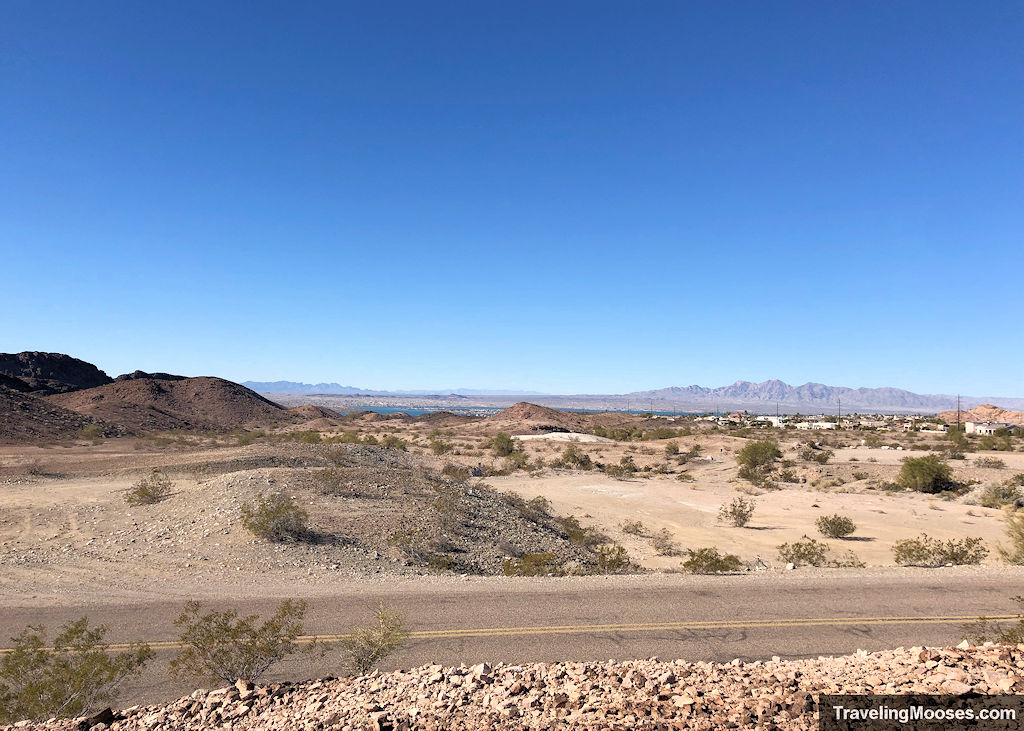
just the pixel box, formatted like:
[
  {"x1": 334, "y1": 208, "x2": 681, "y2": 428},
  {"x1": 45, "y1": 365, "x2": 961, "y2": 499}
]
[{"x1": 2, "y1": 352, "x2": 1024, "y2": 727}]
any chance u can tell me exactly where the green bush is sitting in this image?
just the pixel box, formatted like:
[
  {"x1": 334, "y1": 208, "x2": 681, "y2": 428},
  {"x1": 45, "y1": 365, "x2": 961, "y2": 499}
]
[
  {"x1": 441, "y1": 463, "x2": 470, "y2": 482},
  {"x1": 892, "y1": 534, "x2": 988, "y2": 566},
  {"x1": 736, "y1": 439, "x2": 781, "y2": 470},
  {"x1": 681, "y1": 547, "x2": 744, "y2": 574},
  {"x1": 718, "y1": 496, "x2": 756, "y2": 527},
  {"x1": 603, "y1": 455, "x2": 637, "y2": 479},
  {"x1": 816, "y1": 514, "x2": 857, "y2": 539},
  {"x1": 664, "y1": 441, "x2": 679, "y2": 457},
  {"x1": 967, "y1": 483, "x2": 1023, "y2": 509},
  {"x1": 897, "y1": 455, "x2": 954, "y2": 493},
  {"x1": 77, "y1": 424, "x2": 105, "y2": 443},
  {"x1": 429, "y1": 438, "x2": 453, "y2": 455},
  {"x1": 502, "y1": 552, "x2": 563, "y2": 576},
  {"x1": 0, "y1": 618, "x2": 152, "y2": 724},
  {"x1": 170, "y1": 600, "x2": 314, "y2": 684},
  {"x1": 801, "y1": 447, "x2": 834, "y2": 465},
  {"x1": 124, "y1": 469, "x2": 173, "y2": 506},
  {"x1": 490, "y1": 433, "x2": 518, "y2": 457},
  {"x1": 555, "y1": 444, "x2": 593, "y2": 470},
  {"x1": 381, "y1": 434, "x2": 407, "y2": 451},
  {"x1": 777, "y1": 536, "x2": 830, "y2": 567},
  {"x1": 241, "y1": 492, "x2": 309, "y2": 542},
  {"x1": 340, "y1": 603, "x2": 408, "y2": 675},
  {"x1": 560, "y1": 516, "x2": 607, "y2": 546}
]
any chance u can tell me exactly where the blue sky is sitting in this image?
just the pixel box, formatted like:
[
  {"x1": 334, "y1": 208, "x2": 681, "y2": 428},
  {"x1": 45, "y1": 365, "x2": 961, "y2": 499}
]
[{"x1": 2, "y1": 2, "x2": 1022, "y2": 395}]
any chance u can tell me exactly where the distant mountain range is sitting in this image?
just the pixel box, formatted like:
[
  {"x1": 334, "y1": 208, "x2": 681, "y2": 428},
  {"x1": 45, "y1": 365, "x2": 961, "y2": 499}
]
[
  {"x1": 245, "y1": 378, "x2": 1024, "y2": 414},
  {"x1": 241, "y1": 381, "x2": 546, "y2": 397}
]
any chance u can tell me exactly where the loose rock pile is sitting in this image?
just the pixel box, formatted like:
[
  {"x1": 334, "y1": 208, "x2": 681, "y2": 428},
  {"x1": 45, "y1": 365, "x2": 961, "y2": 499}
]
[{"x1": 8, "y1": 644, "x2": 1023, "y2": 730}]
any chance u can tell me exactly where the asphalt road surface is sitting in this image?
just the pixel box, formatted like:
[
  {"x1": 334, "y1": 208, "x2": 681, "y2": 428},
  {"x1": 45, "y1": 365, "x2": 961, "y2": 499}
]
[{"x1": 2, "y1": 571, "x2": 1020, "y2": 707}]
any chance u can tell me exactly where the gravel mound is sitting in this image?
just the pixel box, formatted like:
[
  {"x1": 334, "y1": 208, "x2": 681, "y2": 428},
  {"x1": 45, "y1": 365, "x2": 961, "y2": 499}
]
[{"x1": 9, "y1": 644, "x2": 1022, "y2": 730}]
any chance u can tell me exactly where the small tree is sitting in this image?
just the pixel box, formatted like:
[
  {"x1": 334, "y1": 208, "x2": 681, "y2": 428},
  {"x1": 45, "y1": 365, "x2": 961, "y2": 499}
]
[
  {"x1": 340, "y1": 603, "x2": 409, "y2": 675},
  {"x1": 241, "y1": 492, "x2": 309, "y2": 542},
  {"x1": 816, "y1": 514, "x2": 857, "y2": 539},
  {"x1": 124, "y1": 469, "x2": 173, "y2": 506},
  {"x1": 0, "y1": 619, "x2": 152, "y2": 724},
  {"x1": 897, "y1": 455, "x2": 954, "y2": 493},
  {"x1": 718, "y1": 497, "x2": 756, "y2": 527},
  {"x1": 170, "y1": 600, "x2": 314, "y2": 684}
]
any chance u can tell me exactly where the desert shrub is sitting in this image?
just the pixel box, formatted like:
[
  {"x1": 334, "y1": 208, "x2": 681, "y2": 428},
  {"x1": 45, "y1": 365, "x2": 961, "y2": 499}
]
[
  {"x1": 829, "y1": 550, "x2": 866, "y2": 568},
  {"x1": 999, "y1": 510, "x2": 1024, "y2": 565},
  {"x1": 675, "y1": 472, "x2": 696, "y2": 482},
  {"x1": 490, "y1": 433, "x2": 518, "y2": 457},
  {"x1": 234, "y1": 429, "x2": 265, "y2": 446},
  {"x1": 816, "y1": 514, "x2": 857, "y2": 539},
  {"x1": 502, "y1": 552, "x2": 564, "y2": 576},
  {"x1": 124, "y1": 469, "x2": 173, "y2": 506},
  {"x1": 801, "y1": 447, "x2": 834, "y2": 465},
  {"x1": 550, "y1": 443, "x2": 592, "y2": 470},
  {"x1": 975, "y1": 457, "x2": 1006, "y2": 469},
  {"x1": 962, "y1": 595, "x2": 1024, "y2": 644},
  {"x1": 664, "y1": 441, "x2": 679, "y2": 457},
  {"x1": 388, "y1": 529, "x2": 443, "y2": 563},
  {"x1": 676, "y1": 444, "x2": 703, "y2": 464},
  {"x1": 1009, "y1": 473, "x2": 1024, "y2": 487},
  {"x1": 77, "y1": 424, "x2": 105, "y2": 443},
  {"x1": 594, "y1": 543, "x2": 633, "y2": 574},
  {"x1": 777, "y1": 536, "x2": 830, "y2": 567},
  {"x1": 340, "y1": 603, "x2": 408, "y2": 675},
  {"x1": 429, "y1": 438, "x2": 453, "y2": 455},
  {"x1": 651, "y1": 528, "x2": 679, "y2": 556},
  {"x1": 441, "y1": 463, "x2": 470, "y2": 482},
  {"x1": 778, "y1": 468, "x2": 800, "y2": 483},
  {"x1": 170, "y1": 600, "x2": 313, "y2": 684},
  {"x1": 852, "y1": 471, "x2": 870, "y2": 480},
  {"x1": 310, "y1": 467, "x2": 354, "y2": 496},
  {"x1": 718, "y1": 496, "x2": 756, "y2": 527},
  {"x1": 502, "y1": 492, "x2": 551, "y2": 523},
  {"x1": 681, "y1": 547, "x2": 744, "y2": 574},
  {"x1": 897, "y1": 455, "x2": 954, "y2": 493},
  {"x1": 0, "y1": 618, "x2": 152, "y2": 724},
  {"x1": 504, "y1": 451, "x2": 530, "y2": 472},
  {"x1": 603, "y1": 455, "x2": 637, "y2": 479},
  {"x1": 431, "y1": 483, "x2": 466, "y2": 530},
  {"x1": 736, "y1": 439, "x2": 781, "y2": 470},
  {"x1": 620, "y1": 519, "x2": 646, "y2": 535},
  {"x1": 560, "y1": 516, "x2": 607, "y2": 546},
  {"x1": 892, "y1": 534, "x2": 988, "y2": 567},
  {"x1": 380, "y1": 434, "x2": 407, "y2": 451},
  {"x1": 964, "y1": 483, "x2": 1023, "y2": 510},
  {"x1": 240, "y1": 492, "x2": 309, "y2": 542}
]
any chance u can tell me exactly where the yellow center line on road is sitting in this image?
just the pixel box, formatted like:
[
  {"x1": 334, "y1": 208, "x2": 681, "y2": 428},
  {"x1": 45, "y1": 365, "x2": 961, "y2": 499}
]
[{"x1": 1, "y1": 614, "x2": 1013, "y2": 655}]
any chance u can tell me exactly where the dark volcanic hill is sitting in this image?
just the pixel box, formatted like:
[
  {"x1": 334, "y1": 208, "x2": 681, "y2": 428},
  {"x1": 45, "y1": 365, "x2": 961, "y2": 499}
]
[
  {"x1": 0, "y1": 351, "x2": 113, "y2": 394},
  {"x1": 47, "y1": 376, "x2": 294, "y2": 433},
  {"x1": 0, "y1": 386, "x2": 117, "y2": 443}
]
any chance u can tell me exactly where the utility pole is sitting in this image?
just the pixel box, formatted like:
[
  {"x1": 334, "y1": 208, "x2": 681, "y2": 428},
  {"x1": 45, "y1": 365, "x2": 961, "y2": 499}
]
[
  {"x1": 957, "y1": 395, "x2": 961, "y2": 432},
  {"x1": 838, "y1": 396, "x2": 841, "y2": 429}
]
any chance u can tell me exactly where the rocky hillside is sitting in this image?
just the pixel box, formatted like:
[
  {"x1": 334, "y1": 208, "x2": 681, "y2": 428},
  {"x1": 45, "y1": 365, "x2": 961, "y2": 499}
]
[
  {"x1": 46, "y1": 377, "x2": 293, "y2": 433},
  {"x1": 0, "y1": 352, "x2": 113, "y2": 394},
  {"x1": 937, "y1": 404, "x2": 1024, "y2": 426},
  {"x1": 11, "y1": 644, "x2": 1021, "y2": 730},
  {"x1": 0, "y1": 387, "x2": 117, "y2": 443}
]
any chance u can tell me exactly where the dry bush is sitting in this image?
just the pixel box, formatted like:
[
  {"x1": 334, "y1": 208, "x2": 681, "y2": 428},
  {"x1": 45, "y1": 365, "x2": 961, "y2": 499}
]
[
  {"x1": 718, "y1": 496, "x2": 756, "y2": 527},
  {"x1": 999, "y1": 510, "x2": 1024, "y2": 565},
  {"x1": 170, "y1": 600, "x2": 314, "y2": 684},
  {"x1": 0, "y1": 618, "x2": 152, "y2": 724},
  {"x1": 594, "y1": 543, "x2": 633, "y2": 574},
  {"x1": 892, "y1": 534, "x2": 988, "y2": 567},
  {"x1": 124, "y1": 469, "x2": 173, "y2": 506},
  {"x1": 651, "y1": 528, "x2": 679, "y2": 556},
  {"x1": 975, "y1": 457, "x2": 1006, "y2": 469},
  {"x1": 962, "y1": 595, "x2": 1024, "y2": 644},
  {"x1": 240, "y1": 492, "x2": 309, "y2": 542},
  {"x1": 620, "y1": 519, "x2": 646, "y2": 535},
  {"x1": 340, "y1": 603, "x2": 409, "y2": 675}
]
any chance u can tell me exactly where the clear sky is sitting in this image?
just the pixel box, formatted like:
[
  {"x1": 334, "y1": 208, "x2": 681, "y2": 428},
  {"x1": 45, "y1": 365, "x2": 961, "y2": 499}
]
[{"x1": 2, "y1": 2, "x2": 1022, "y2": 396}]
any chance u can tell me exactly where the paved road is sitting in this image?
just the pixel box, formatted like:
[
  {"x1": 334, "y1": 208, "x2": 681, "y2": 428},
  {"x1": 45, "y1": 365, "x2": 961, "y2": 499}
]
[{"x1": 2, "y1": 572, "x2": 1020, "y2": 707}]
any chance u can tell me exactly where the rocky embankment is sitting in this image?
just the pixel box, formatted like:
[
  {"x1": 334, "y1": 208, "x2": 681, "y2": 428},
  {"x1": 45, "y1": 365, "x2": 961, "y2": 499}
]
[{"x1": 8, "y1": 644, "x2": 1023, "y2": 730}]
